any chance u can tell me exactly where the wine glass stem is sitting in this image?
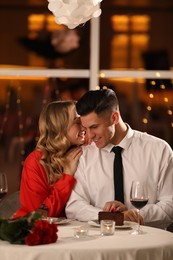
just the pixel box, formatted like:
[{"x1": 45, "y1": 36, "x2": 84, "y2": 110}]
[{"x1": 137, "y1": 209, "x2": 140, "y2": 233}]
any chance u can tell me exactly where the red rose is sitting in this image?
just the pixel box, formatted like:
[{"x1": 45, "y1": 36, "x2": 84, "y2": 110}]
[
  {"x1": 25, "y1": 220, "x2": 58, "y2": 246},
  {"x1": 25, "y1": 232, "x2": 41, "y2": 246}
]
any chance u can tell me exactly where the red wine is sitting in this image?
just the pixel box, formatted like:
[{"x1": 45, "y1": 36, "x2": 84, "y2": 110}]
[
  {"x1": 130, "y1": 199, "x2": 148, "y2": 209},
  {"x1": 0, "y1": 191, "x2": 7, "y2": 199}
]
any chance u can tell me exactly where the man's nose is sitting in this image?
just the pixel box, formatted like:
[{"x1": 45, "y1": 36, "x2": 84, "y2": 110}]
[
  {"x1": 81, "y1": 125, "x2": 86, "y2": 131},
  {"x1": 87, "y1": 129, "x2": 95, "y2": 139}
]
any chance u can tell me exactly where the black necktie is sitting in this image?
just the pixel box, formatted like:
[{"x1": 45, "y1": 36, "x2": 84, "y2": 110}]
[{"x1": 111, "y1": 146, "x2": 124, "y2": 203}]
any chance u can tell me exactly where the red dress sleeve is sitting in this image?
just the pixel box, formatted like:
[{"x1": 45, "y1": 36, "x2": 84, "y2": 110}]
[{"x1": 13, "y1": 150, "x2": 76, "y2": 218}]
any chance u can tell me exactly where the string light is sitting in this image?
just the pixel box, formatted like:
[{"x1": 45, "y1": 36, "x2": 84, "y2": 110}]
[
  {"x1": 143, "y1": 79, "x2": 173, "y2": 134},
  {"x1": 0, "y1": 82, "x2": 26, "y2": 167},
  {"x1": 0, "y1": 87, "x2": 11, "y2": 140},
  {"x1": 167, "y1": 109, "x2": 172, "y2": 115},
  {"x1": 142, "y1": 88, "x2": 154, "y2": 132},
  {"x1": 150, "y1": 80, "x2": 156, "y2": 86},
  {"x1": 16, "y1": 82, "x2": 25, "y2": 167},
  {"x1": 160, "y1": 80, "x2": 173, "y2": 129},
  {"x1": 95, "y1": 85, "x2": 108, "y2": 90},
  {"x1": 146, "y1": 105, "x2": 152, "y2": 111},
  {"x1": 160, "y1": 84, "x2": 165, "y2": 90},
  {"x1": 149, "y1": 93, "x2": 154, "y2": 99},
  {"x1": 142, "y1": 118, "x2": 148, "y2": 124}
]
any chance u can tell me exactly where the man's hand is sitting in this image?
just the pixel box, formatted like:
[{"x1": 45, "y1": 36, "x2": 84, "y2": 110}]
[
  {"x1": 103, "y1": 201, "x2": 144, "y2": 225},
  {"x1": 103, "y1": 200, "x2": 127, "y2": 212},
  {"x1": 123, "y1": 209, "x2": 144, "y2": 225}
]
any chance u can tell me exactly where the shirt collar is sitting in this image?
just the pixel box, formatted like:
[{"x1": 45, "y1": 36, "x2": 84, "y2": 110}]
[
  {"x1": 103, "y1": 124, "x2": 134, "y2": 153},
  {"x1": 118, "y1": 124, "x2": 134, "y2": 150}
]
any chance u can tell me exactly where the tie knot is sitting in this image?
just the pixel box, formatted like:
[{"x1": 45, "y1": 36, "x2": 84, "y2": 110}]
[{"x1": 111, "y1": 146, "x2": 123, "y2": 154}]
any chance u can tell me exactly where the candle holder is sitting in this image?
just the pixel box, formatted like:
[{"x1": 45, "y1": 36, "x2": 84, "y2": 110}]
[
  {"x1": 100, "y1": 220, "x2": 115, "y2": 236},
  {"x1": 74, "y1": 226, "x2": 89, "y2": 238}
]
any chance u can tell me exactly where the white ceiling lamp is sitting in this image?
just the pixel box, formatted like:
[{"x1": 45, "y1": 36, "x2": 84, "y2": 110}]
[{"x1": 47, "y1": 0, "x2": 103, "y2": 29}]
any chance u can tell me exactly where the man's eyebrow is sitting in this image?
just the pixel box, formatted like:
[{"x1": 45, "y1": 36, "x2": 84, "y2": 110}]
[
  {"x1": 83, "y1": 124, "x2": 98, "y2": 129},
  {"x1": 90, "y1": 124, "x2": 98, "y2": 128}
]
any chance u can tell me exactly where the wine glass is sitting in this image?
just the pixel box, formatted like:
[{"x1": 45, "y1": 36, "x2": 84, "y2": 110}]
[
  {"x1": 0, "y1": 172, "x2": 8, "y2": 201},
  {"x1": 130, "y1": 180, "x2": 148, "y2": 235}
]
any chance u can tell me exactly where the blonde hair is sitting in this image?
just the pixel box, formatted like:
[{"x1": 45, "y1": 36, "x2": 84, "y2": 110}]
[{"x1": 36, "y1": 100, "x2": 76, "y2": 184}]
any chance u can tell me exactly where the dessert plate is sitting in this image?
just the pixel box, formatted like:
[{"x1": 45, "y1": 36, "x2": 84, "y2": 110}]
[
  {"x1": 43, "y1": 217, "x2": 74, "y2": 225},
  {"x1": 88, "y1": 220, "x2": 134, "y2": 229}
]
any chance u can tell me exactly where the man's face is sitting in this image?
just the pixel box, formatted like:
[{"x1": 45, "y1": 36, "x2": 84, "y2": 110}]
[{"x1": 80, "y1": 111, "x2": 118, "y2": 148}]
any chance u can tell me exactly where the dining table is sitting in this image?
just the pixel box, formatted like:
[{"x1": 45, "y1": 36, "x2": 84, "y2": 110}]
[{"x1": 0, "y1": 220, "x2": 173, "y2": 260}]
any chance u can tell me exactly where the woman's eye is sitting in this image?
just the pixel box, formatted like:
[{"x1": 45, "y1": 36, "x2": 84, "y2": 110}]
[{"x1": 75, "y1": 119, "x2": 81, "y2": 124}]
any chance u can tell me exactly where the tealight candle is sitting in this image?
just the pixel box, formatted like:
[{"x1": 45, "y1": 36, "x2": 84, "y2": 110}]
[
  {"x1": 100, "y1": 220, "x2": 115, "y2": 236},
  {"x1": 74, "y1": 226, "x2": 89, "y2": 238}
]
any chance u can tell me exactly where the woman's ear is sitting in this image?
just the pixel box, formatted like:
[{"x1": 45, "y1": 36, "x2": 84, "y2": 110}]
[{"x1": 111, "y1": 111, "x2": 119, "y2": 124}]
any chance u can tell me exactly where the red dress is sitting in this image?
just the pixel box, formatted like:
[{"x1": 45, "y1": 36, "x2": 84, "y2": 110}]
[{"x1": 13, "y1": 150, "x2": 76, "y2": 218}]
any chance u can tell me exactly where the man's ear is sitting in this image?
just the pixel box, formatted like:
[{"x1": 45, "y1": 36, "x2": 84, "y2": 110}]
[{"x1": 111, "y1": 111, "x2": 119, "y2": 124}]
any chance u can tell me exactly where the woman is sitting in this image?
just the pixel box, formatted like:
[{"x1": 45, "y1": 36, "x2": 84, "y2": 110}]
[{"x1": 13, "y1": 100, "x2": 85, "y2": 218}]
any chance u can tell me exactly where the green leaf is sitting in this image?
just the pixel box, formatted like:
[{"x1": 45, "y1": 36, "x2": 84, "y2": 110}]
[{"x1": 0, "y1": 212, "x2": 42, "y2": 244}]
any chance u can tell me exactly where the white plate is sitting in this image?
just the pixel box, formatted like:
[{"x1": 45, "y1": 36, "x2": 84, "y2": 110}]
[
  {"x1": 43, "y1": 217, "x2": 74, "y2": 225},
  {"x1": 88, "y1": 220, "x2": 134, "y2": 229}
]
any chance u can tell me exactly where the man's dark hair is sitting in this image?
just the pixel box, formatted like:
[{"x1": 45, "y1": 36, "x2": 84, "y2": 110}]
[{"x1": 76, "y1": 88, "x2": 119, "y2": 116}]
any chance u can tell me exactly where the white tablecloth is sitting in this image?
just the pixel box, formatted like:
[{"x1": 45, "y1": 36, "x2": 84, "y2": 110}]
[{"x1": 0, "y1": 221, "x2": 173, "y2": 260}]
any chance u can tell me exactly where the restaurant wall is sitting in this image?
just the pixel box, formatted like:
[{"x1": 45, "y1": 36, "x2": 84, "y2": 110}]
[
  {"x1": 0, "y1": 5, "x2": 173, "y2": 68},
  {"x1": 149, "y1": 11, "x2": 173, "y2": 66},
  {"x1": 100, "y1": 8, "x2": 173, "y2": 69},
  {"x1": 0, "y1": 3, "x2": 173, "y2": 196},
  {"x1": 0, "y1": 9, "x2": 28, "y2": 65}
]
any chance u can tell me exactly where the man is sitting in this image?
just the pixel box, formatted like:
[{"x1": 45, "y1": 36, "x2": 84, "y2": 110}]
[{"x1": 66, "y1": 88, "x2": 173, "y2": 229}]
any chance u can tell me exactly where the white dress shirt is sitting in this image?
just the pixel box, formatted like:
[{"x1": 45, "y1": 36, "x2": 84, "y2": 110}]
[{"x1": 66, "y1": 126, "x2": 173, "y2": 229}]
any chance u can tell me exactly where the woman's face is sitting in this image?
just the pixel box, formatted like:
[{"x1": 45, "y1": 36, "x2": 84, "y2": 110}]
[{"x1": 66, "y1": 106, "x2": 85, "y2": 145}]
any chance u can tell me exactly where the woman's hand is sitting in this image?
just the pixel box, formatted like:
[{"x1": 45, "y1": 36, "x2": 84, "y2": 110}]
[
  {"x1": 63, "y1": 146, "x2": 83, "y2": 176},
  {"x1": 103, "y1": 200, "x2": 127, "y2": 212}
]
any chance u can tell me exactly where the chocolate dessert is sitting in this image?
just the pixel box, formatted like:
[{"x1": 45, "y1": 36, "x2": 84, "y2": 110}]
[{"x1": 98, "y1": 210, "x2": 124, "y2": 226}]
